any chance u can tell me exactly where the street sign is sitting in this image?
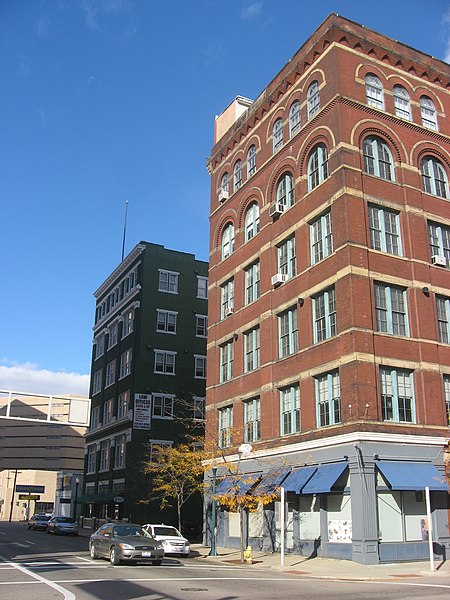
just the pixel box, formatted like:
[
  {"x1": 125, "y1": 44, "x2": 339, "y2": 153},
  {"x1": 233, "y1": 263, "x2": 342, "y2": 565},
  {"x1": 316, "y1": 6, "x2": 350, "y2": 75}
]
[
  {"x1": 18, "y1": 495, "x2": 40, "y2": 500},
  {"x1": 16, "y1": 485, "x2": 45, "y2": 494},
  {"x1": 113, "y1": 496, "x2": 124, "y2": 503},
  {"x1": 60, "y1": 498, "x2": 71, "y2": 504}
]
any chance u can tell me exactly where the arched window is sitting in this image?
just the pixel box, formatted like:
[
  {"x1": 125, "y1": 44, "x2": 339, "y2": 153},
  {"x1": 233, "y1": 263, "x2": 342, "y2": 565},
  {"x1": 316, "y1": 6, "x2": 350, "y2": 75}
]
[
  {"x1": 289, "y1": 100, "x2": 301, "y2": 136},
  {"x1": 420, "y1": 96, "x2": 438, "y2": 131},
  {"x1": 363, "y1": 136, "x2": 394, "y2": 181},
  {"x1": 365, "y1": 74, "x2": 384, "y2": 110},
  {"x1": 307, "y1": 81, "x2": 320, "y2": 119},
  {"x1": 221, "y1": 172, "x2": 229, "y2": 193},
  {"x1": 247, "y1": 145, "x2": 256, "y2": 177},
  {"x1": 393, "y1": 85, "x2": 411, "y2": 120},
  {"x1": 273, "y1": 118, "x2": 284, "y2": 152},
  {"x1": 244, "y1": 202, "x2": 260, "y2": 242},
  {"x1": 308, "y1": 144, "x2": 329, "y2": 191},
  {"x1": 421, "y1": 156, "x2": 449, "y2": 198},
  {"x1": 276, "y1": 172, "x2": 295, "y2": 208},
  {"x1": 233, "y1": 160, "x2": 242, "y2": 192},
  {"x1": 221, "y1": 223, "x2": 235, "y2": 260}
]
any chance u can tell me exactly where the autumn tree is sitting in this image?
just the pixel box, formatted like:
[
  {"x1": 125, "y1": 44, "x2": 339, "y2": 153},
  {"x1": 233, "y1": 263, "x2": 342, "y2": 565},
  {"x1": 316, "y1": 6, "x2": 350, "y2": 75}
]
[{"x1": 142, "y1": 442, "x2": 206, "y2": 531}]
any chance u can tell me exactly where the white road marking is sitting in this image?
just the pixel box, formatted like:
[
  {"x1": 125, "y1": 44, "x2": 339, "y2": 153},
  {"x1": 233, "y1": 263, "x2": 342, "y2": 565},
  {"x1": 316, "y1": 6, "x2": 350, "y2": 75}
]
[
  {"x1": 0, "y1": 554, "x2": 75, "y2": 600},
  {"x1": 76, "y1": 555, "x2": 92, "y2": 562}
]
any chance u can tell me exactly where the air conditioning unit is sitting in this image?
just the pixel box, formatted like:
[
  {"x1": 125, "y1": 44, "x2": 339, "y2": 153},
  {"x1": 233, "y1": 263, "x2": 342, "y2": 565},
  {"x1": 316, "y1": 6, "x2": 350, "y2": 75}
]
[
  {"x1": 218, "y1": 190, "x2": 229, "y2": 203},
  {"x1": 272, "y1": 273, "x2": 288, "y2": 287},
  {"x1": 431, "y1": 254, "x2": 447, "y2": 267},
  {"x1": 225, "y1": 307, "x2": 234, "y2": 317},
  {"x1": 269, "y1": 202, "x2": 284, "y2": 218}
]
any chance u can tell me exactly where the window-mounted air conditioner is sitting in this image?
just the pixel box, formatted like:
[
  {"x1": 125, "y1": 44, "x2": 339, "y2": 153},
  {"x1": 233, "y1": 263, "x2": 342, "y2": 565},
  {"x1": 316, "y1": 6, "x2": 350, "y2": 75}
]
[
  {"x1": 271, "y1": 273, "x2": 288, "y2": 287},
  {"x1": 269, "y1": 202, "x2": 284, "y2": 218},
  {"x1": 431, "y1": 254, "x2": 447, "y2": 267},
  {"x1": 225, "y1": 307, "x2": 234, "y2": 317},
  {"x1": 218, "y1": 190, "x2": 229, "y2": 203}
]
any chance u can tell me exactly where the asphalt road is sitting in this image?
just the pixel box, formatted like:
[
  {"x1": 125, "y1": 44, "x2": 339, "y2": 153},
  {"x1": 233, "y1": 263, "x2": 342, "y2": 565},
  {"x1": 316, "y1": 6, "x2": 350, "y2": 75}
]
[{"x1": 1, "y1": 522, "x2": 450, "y2": 600}]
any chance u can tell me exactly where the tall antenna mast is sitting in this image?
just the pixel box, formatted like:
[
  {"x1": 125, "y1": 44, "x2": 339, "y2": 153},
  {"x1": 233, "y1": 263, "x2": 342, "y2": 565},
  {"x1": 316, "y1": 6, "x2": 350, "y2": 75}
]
[{"x1": 121, "y1": 200, "x2": 129, "y2": 261}]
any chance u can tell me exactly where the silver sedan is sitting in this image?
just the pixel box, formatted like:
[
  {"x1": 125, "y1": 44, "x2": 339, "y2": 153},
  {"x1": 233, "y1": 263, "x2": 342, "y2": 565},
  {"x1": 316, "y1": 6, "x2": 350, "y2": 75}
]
[{"x1": 89, "y1": 523, "x2": 164, "y2": 566}]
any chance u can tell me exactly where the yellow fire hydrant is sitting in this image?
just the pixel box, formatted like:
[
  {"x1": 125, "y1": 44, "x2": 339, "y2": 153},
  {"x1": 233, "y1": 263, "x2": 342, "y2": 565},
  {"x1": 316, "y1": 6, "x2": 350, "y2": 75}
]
[{"x1": 244, "y1": 545, "x2": 253, "y2": 564}]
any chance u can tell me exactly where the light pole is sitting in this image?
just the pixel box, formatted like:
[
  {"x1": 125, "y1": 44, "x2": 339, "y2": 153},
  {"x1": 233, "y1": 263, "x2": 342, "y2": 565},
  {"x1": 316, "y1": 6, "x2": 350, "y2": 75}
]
[
  {"x1": 209, "y1": 466, "x2": 217, "y2": 557},
  {"x1": 73, "y1": 477, "x2": 80, "y2": 521}
]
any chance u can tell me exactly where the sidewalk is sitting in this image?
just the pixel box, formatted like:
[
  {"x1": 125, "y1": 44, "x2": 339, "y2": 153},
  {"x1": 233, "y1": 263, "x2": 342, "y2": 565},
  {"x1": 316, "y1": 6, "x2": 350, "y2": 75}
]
[
  {"x1": 190, "y1": 544, "x2": 450, "y2": 581},
  {"x1": 79, "y1": 528, "x2": 449, "y2": 581}
]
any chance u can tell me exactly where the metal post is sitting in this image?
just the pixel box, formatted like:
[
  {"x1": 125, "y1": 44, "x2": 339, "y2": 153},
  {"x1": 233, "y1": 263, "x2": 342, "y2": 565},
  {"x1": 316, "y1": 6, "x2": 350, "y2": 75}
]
[
  {"x1": 73, "y1": 477, "x2": 80, "y2": 521},
  {"x1": 425, "y1": 486, "x2": 435, "y2": 572},
  {"x1": 280, "y1": 486, "x2": 285, "y2": 567},
  {"x1": 209, "y1": 467, "x2": 217, "y2": 556}
]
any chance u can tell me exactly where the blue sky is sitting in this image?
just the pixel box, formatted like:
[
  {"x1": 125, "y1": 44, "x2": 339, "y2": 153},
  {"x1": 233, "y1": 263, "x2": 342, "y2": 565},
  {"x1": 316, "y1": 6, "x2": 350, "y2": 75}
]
[{"x1": 1, "y1": 0, "x2": 450, "y2": 396}]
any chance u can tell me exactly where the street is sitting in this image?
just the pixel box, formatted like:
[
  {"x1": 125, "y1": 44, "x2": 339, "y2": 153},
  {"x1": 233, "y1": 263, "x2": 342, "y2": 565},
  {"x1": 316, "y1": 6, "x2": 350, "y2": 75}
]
[{"x1": 1, "y1": 522, "x2": 450, "y2": 600}]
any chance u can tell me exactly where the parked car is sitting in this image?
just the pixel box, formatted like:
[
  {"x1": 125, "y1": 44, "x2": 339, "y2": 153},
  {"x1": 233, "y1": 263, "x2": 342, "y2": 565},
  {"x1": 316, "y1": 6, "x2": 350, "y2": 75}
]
[
  {"x1": 89, "y1": 523, "x2": 164, "y2": 566},
  {"x1": 47, "y1": 516, "x2": 79, "y2": 535},
  {"x1": 142, "y1": 524, "x2": 190, "y2": 556},
  {"x1": 28, "y1": 514, "x2": 51, "y2": 530}
]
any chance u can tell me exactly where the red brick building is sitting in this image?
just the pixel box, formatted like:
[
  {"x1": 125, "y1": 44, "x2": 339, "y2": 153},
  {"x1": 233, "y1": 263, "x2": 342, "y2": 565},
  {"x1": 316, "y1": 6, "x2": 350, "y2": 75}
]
[{"x1": 205, "y1": 14, "x2": 450, "y2": 563}]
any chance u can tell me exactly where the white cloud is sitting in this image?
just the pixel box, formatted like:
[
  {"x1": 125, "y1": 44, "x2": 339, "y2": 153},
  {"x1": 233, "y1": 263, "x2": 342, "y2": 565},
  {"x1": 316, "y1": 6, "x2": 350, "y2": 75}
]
[
  {"x1": 35, "y1": 17, "x2": 50, "y2": 37},
  {"x1": 0, "y1": 361, "x2": 90, "y2": 397},
  {"x1": 83, "y1": 0, "x2": 99, "y2": 30},
  {"x1": 242, "y1": 1, "x2": 263, "y2": 20}
]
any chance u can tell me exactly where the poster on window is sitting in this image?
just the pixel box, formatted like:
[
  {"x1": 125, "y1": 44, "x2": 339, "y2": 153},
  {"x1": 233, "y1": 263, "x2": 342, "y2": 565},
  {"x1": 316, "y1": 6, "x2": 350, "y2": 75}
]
[
  {"x1": 133, "y1": 394, "x2": 152, "y2": 430},
  {"x1": 328, "y1": 519, "x2": 352, "y2": 543}
]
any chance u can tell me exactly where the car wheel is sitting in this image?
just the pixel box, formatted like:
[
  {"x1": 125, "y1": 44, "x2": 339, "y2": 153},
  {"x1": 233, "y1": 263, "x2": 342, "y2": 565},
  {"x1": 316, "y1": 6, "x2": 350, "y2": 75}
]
[
  {"x1": 110, "y1": 547, "x2": 121, "y2": 566},
  {"x1": 28, "y1": 525, "x2": 31, "y2": 529},
  {"x1": 152, "y1": 559, "x2": 162, "y2": 566},
  {"x1": 47, "y1": 528, "x2": 51, "y2": 534},
  {"x1": 90, "y1": 544, "x2": 99, "y2": 560}
]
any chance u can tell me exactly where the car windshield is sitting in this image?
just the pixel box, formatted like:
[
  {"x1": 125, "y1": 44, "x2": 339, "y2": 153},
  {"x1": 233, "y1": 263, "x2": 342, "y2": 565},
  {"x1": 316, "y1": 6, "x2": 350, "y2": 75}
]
[
  {"x1": 37, "y1": 515, "x2": 50, "y2": 520},
  {"x1": 113, "y1": 526, "x2": 149, "y2": 538},
  {"x1": 154, "y1": 526, "x2": 182, "y2": 537},
  {"x1": 56, "y1": 517, "x2": 74, "y2": 523}
]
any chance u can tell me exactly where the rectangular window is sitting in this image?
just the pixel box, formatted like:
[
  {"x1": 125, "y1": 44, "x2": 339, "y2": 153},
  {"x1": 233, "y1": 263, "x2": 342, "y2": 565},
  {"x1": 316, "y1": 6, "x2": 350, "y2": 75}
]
[
  {"x1": 196, "y1": 314, "x2": 208, "y2": 337},
  {"x1": 105, "y1": 360, "x2": 116, "y2": 388},
  {"x1": 92, "y1": 369, "x2": 102, "y2": 395},
  {"x1": 313, "y1": 287, "x2": 336, "y2": 342},
  {"x1": 90, "y1": 405, "x2": 100, "y2": 430},
  {"x1": 149, "y1": 440, "x2": 173, "y2": 463},
  {"x1": 380, "y1": 367, "x2": 415, "y2": 423},
  {"x1": 122, "y1": 309, "x2": 134, "y2": 338},
  {"x1": 99, "y1": 440, "x2": 110, "y2": 471},
  {"x1": 428, "y1": 221, "x2": 450, "y2": 266},
  {"x1": 278, "y1": 307, "x2": 298, "y2": 358},
  {"x1": 87, "y1": 445, "x2": 96, "y2": 474},
  {"x1": 156, "y1": 309, "x2": 177, "y2": 333},
  {"x1": 220, "y1": 279, "x2": 234, "y2": 319},
  {"x1": 316, "y1": 371, "x2": 341, "y2": 427},
  {"x1": 244, "y1": 397, "x2": 261, "y2": 442},
  {"x1": 436, "y1": 296, "x2": 450, "y2": 343},
  {"x1": 444, "y1": 375, "x2": 450, "y2": 426},
  {"x1": 368, "y1": 205, "x2": 402, "y2": 256},
  {"x1": 374, "y1": 283, "x2": 408, "y2": 336},
  {"x1": 103, "y1": 398, "x2": 113, "y2": 425},
  {"x1": 193, "y1": 396, "x2": 205, "y2": 420},
  {"x1": 114, "y1": 434, "x2": 126, "y2": 469},
  {"x1": 280, "y1": 384, "x2": 300, "y2": 435},
  {"x1": 107, "y1": 322, "x2": 118, "y2": 349},
  {"x1": 158, "y1": 269, "x2": 179, "y2": 294},
  {"x1": 197, "y1": 276, "x2": 208, "y2": 298},
  {"x1": 119, "y1": 348, "x2": 132, "y2": 378},
  {"x1": 244, "y1": 327, "x2": 260, "y2": 373},
  {"x1": 219, "y1": 406, "x2": 233, "y2": 448},
  {"x1": 277, "y1": 236, "x2": 296, "y2": 279},
  {"x1": 220, "y1": 340, "x2": 234, "y2": 383},
  {"x1": 194, "y1": 355, "x2": 207, "y2": 378},
  {"x1": 310, "y1": 211, "x2": 333, "y2": 264},
  {"x1": 117, "y1": 390, "x2": 129, "y2": 419},
  {"x1": 94, "y1": 335, "x2": 104, "y2": 359},
  {"x1": 152, "y1": 394, "x2": 174, "y2": 418},
  {"x1": 154, "y1": 350, "x2": 176, "y2": 375},
  {"x1": 245, "y1": 261, "x2": 260, "y2": 305}
]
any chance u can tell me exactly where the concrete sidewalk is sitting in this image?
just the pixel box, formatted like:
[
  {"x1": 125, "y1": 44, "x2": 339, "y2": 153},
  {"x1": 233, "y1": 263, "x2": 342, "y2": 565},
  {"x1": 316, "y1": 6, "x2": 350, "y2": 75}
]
[
  {"x1": 79, "y1": 528, "x2": 449, "y2": 581},
  {"x1": 191, "y1": 544, "x2": 450, "y2": 581}
]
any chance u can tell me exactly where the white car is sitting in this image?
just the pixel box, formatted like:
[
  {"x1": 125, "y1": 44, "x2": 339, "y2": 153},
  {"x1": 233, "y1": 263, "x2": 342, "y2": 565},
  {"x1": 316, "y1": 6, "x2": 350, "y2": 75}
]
[{"x1": 143, "y1": 524, "x2": 190, "y2": 556}]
